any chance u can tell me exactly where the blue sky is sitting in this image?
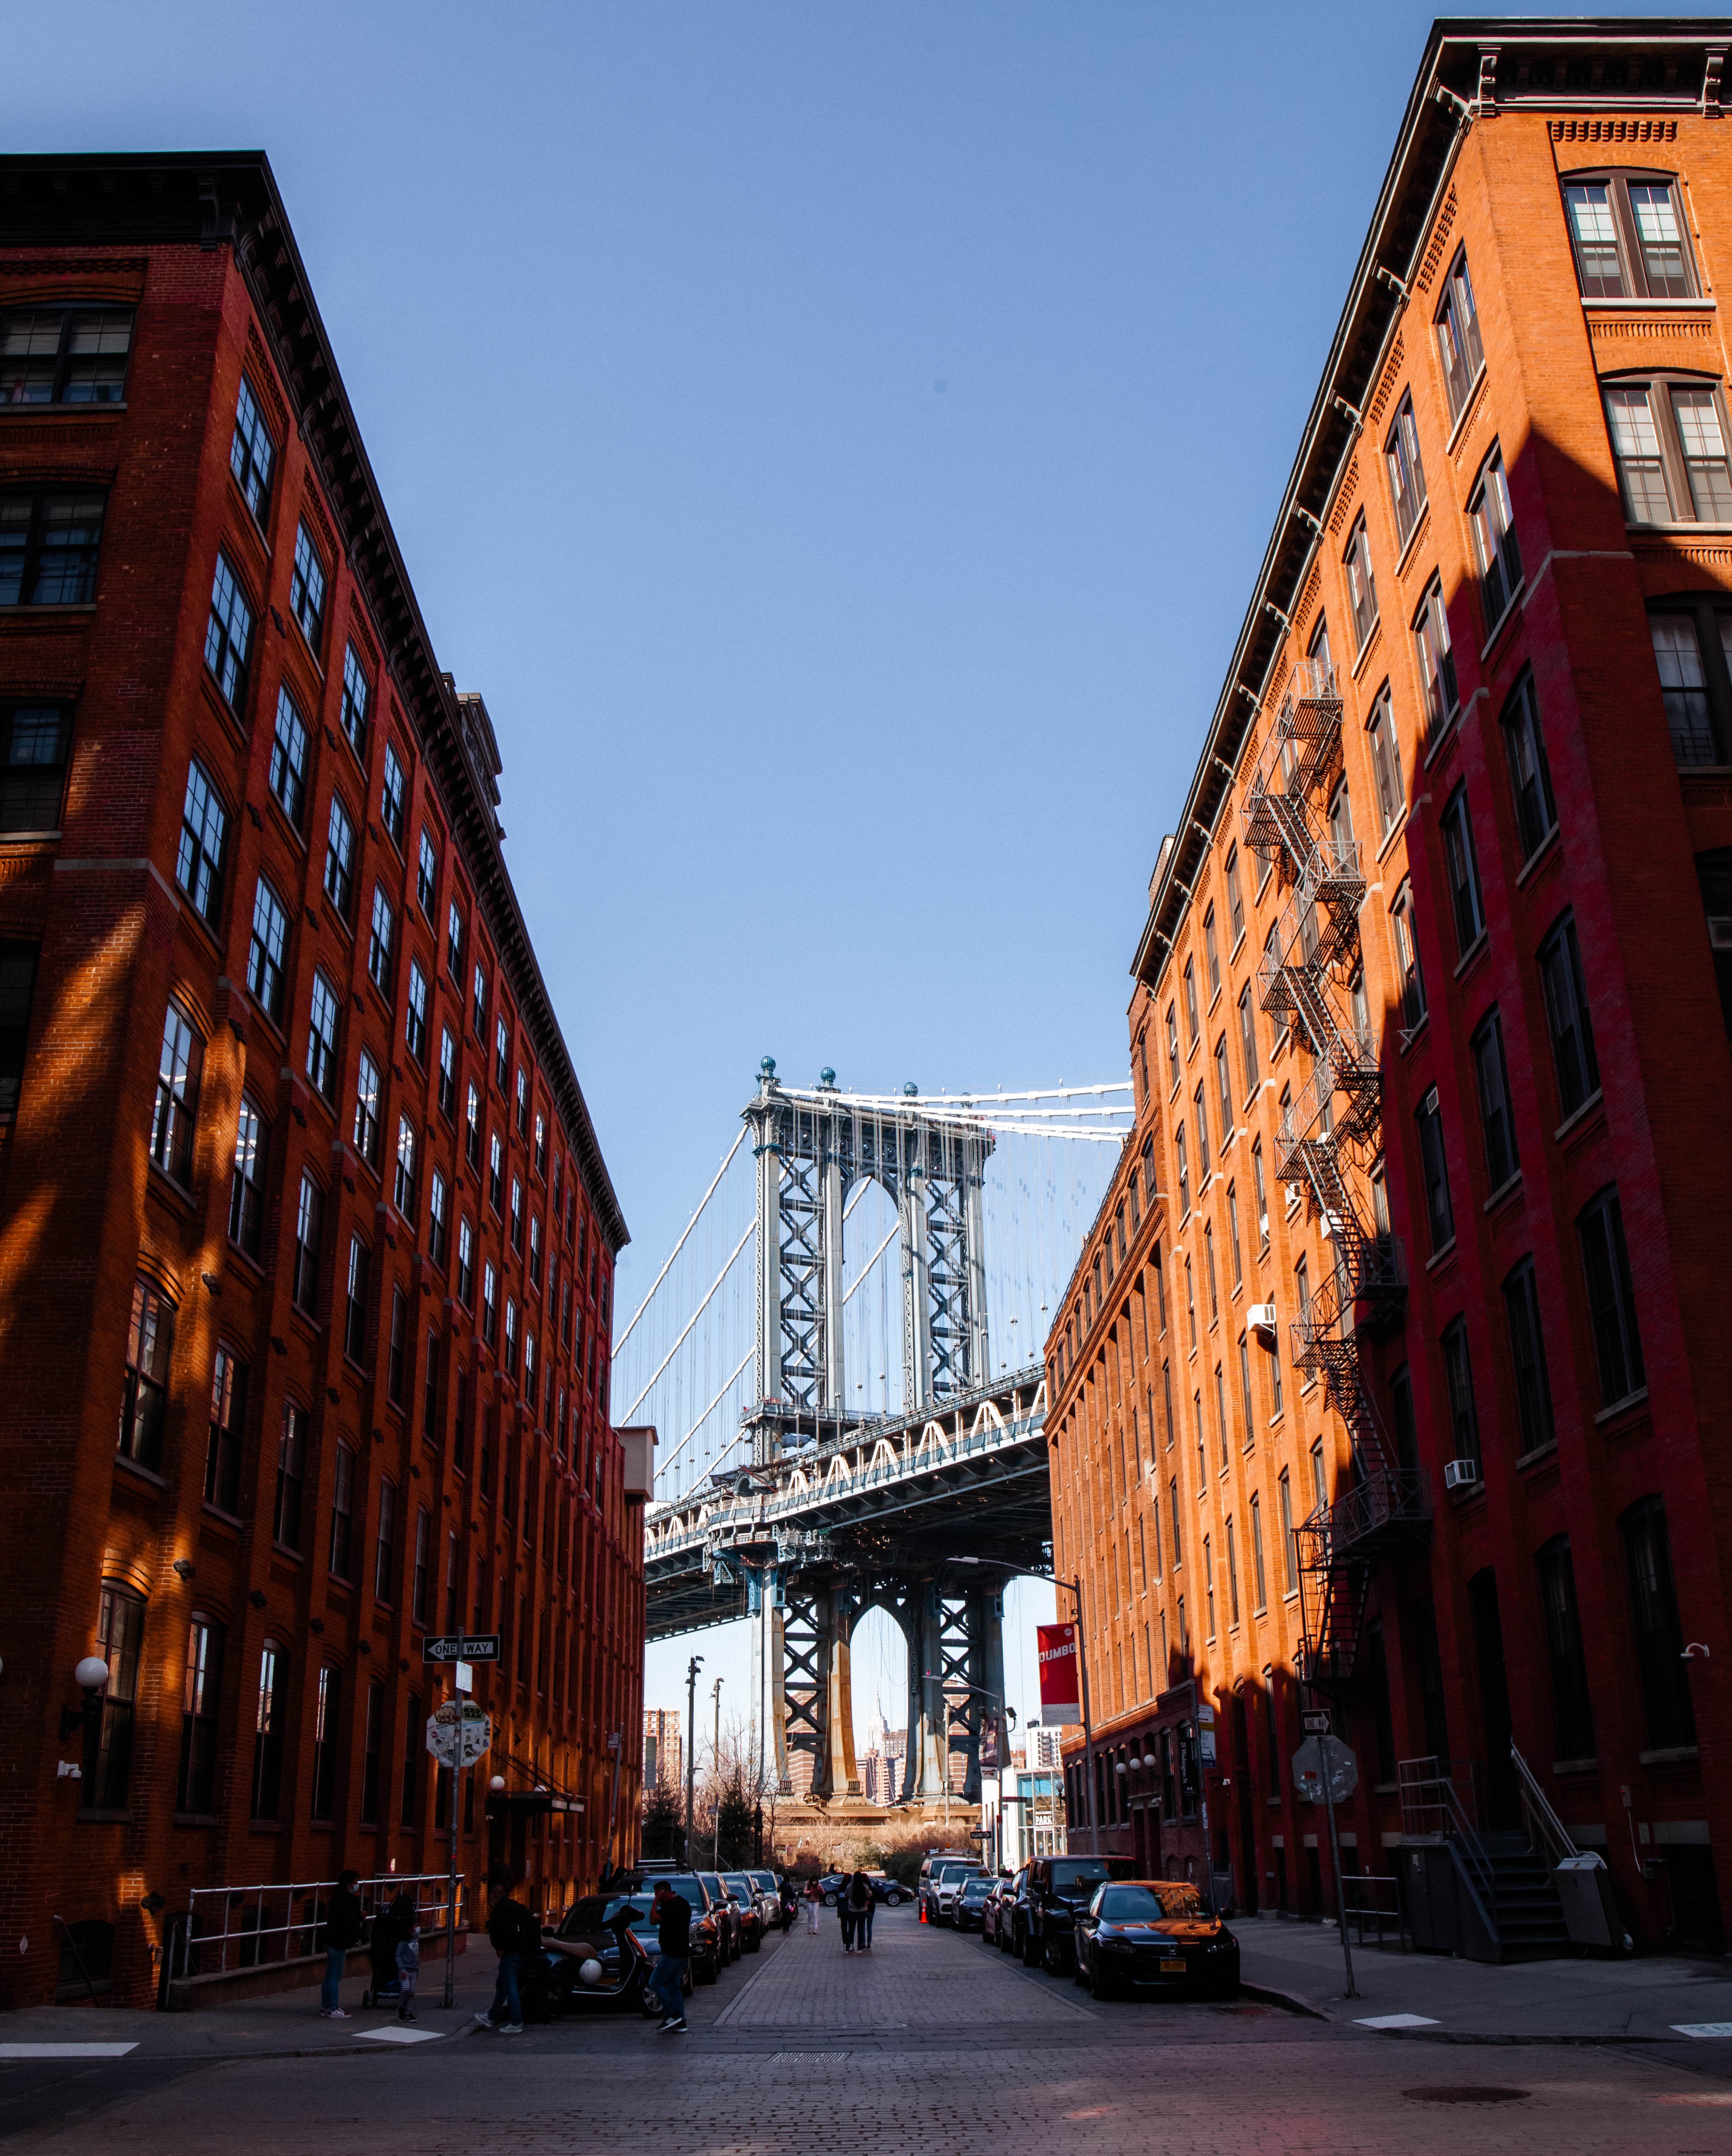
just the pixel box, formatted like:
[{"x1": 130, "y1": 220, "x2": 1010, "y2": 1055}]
[{"x1": 13, "y1": 2, "x2": 1683, "y2": 1741}]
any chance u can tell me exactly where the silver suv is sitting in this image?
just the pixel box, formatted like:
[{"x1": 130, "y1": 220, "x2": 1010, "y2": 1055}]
[{"x1": 920, "y1": 1858, "x2": 980, "y2": 1925}]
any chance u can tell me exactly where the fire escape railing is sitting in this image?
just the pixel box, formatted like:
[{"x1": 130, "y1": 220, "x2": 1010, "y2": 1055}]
[{"x1": 1241, "y1": 658, "x2": 1427, "y2": 1692}]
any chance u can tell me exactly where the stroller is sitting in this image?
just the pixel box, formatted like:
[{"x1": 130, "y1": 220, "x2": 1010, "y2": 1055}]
[{"x1": 359, "y1": 1893, "x2": 416, "y2": 2010}]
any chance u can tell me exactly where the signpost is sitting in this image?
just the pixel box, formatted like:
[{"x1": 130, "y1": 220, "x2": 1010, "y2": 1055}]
[
  {"x1": 427, "y1": 1696, "x2": 491, "y2": 2007},
  {"x1": 1291, "y1": 1727, "x2": 1359, "y2": 1998}
]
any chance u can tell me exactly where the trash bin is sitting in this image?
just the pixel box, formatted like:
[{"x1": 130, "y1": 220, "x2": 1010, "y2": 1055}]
[{"x1": 1552, "y1": 1852, "x2": 1622, "y2": 1950}]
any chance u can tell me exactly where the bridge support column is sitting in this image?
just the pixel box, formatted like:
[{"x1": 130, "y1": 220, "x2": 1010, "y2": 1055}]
[
  {"x1": 964, "y1": 1142, "x2": 990, "y2": 1388},
  {"x1": 962, "y1": 1586, "x2": 1005, "y2": 1802},
  {"x1": 900, "y1": 1178, "x2": 933, "y2": 1414},
  {"x1": 825, "y1": 1583, "x2": 860, "y2": 1797},
  {"x1": 907, "y1": 1580, "x2": 952, "y2": 1803},
  {"x1": 821, "y1": 1150, "x2": 845, "y2": 1413}
]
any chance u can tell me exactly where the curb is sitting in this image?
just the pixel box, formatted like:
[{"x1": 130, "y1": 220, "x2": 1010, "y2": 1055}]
[{"x1": 1237, "y1": 1980, "x2": 1329, "y2": 2021}]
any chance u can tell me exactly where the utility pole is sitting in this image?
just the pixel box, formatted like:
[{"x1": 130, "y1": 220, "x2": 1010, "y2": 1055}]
[
  {"x1": 684, "y1": 1655, "x2": 703, "y2": 1871},
  {"x1": 711, "y1": 1677, "x2": 724, "y2": 1868}
]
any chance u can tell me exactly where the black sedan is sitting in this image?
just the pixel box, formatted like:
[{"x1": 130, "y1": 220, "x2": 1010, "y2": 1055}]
[
  {"x1": 1071, "y1": 1880, "x2": 1240, "y2": 2001},
  {"x1": 952, "y1": 1876, "x2": 995, "y2": 1933}
]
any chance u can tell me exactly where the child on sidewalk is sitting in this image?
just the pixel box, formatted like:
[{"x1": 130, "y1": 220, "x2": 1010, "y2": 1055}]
[{"x1": 387, "y1": 1892, "x2": 421, "y2": 2022}]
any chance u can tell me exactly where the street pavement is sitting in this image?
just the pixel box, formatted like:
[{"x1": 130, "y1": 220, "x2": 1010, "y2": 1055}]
[{"x1": 3, "y1": 1901, "x2": 1731, "y2": 2151}]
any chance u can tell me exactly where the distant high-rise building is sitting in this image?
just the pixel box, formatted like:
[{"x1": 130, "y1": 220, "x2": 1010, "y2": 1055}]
[{"x1": 644, "y1": 1709, "x2": 683, "y2": 1793}]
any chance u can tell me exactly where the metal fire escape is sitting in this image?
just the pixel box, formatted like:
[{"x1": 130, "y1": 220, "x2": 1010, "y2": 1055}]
[{"x1": 1242, "y1": 658, "x2": 1427, "y2": 1693}]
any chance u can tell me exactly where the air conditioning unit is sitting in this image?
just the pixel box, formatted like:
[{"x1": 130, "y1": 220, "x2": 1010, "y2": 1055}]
[
  {"x1": 1248, "y1": 1303, "x2": 1277, "y2": 1335},
  {"x1": 1443, "y1": 1457, "x2": 1480, "y2": 1492}
]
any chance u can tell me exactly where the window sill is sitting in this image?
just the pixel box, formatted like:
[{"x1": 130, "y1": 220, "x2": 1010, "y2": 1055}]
[
  {"x1": 1478, "y1": 584, "x2": 1527, "y2": 664},
  {"x1": 1451, "y1": 927, "x2": 1490, "y2": 981},
  {"x1": 174, "y1": 1813, "x2": 220, "y2": 1827},
  {"x1": 1423, "y1": 1237, "x2": 1458, "y2": 1275},
  {"x1": 1514, "y1": 823, "x2": 1562, "y2": 888},
  {"x1": 1594, "y1": 1387, "x2": 1649, "y2": 1427},
  {"x1": 201, "y1": 1501, "x2": 244, "y2": 1530},
  {"x1": 1583, "y1": 295, "x2": 1714, "y2": 311},
  {"x1": 1374, "y1": 809, "x2": 1410, "y2": 866},
  {"x1": 1482, "y1": 1169, "x2": 1523, "y2": 1215},
  {"x1": 1515, "y1": 1439, "x2": 1558, "y2": 1472},
  {"x1": 114, "y1": 1452, "x2": 166, "y2": 1489},
  {"x1": 146, "y1": 1160, "x2": 198, "y2": 1214},
  {"x1": 0, "y1": 828, "x2": 62, "y2": 845},
  {"x1": 1348, "y1": 618, "x2": 1382, "y2": 682},
  {"x1": 1421, "y1": 704, "x2": 1463, "y2": 771},
  {"x1": 1550, "y1": 1758, "x2": 1598, "y2": 1777},
  {"x1": 1393, "y1": 504, "x2": 1432, "y2": 580},
  {"x1": 1624, "y1": 518, "x2": 1732, "y2": 537},
  {"x1": 0, "y1": 602, "x2": 98, "y2": 619},
  {"x1": 1638, "y1": 1746, "x2": 1700, "y2": 1766},
  {"x1": 1554, "y1": 1089, "x2": 1607, "y2": 1147},
  {"x1": 76, "y1": 1808, "x2": 134, "y2": 1825},
  {"x1": 0, "y1": 401, "x2": 129, "y2": 418},
  {"x1": 271, "y1": 1542, "x2": 305, "y2": 1562},
  {"x1": 1444, "y1": 363, "x2": 1489, "y2": 458}
]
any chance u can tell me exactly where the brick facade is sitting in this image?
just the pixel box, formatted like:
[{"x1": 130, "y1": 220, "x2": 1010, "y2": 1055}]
[
  {"x1": 1048, "y1": 23, "x2": 1732, "y2": 1953},
  {"x1": 0, "y1": 155, "x2": 643, "y2": 2009}
]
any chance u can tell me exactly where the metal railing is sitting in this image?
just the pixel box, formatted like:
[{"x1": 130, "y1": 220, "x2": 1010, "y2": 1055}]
[
  {"x1": 172, "y1": 1872, "x2": 461, "y2": 1983},
  {"x1": 1511, "y1": 1741, "x2": 1579, "y2": 1871},
  {"x1": 1340, "y1": 1874, "x2": 1408, "y2": 1950},
  {"x1": 1396, "y1": 1755, "x2": 1499, "y2": 1949}
]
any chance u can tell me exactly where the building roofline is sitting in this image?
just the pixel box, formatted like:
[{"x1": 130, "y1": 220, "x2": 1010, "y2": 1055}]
[
  {"x1": 1129, "y1": 15, "x2": 1732, "y2": 994},
  {"x1": 0, "y1": 149, "x2": 628, "y2": 1252}
]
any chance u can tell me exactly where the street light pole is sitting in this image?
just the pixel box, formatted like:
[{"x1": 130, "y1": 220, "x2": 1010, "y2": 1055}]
[
  {"x1": 684, "y1": 1656, "x2": 703, "y2": 1870},
  {"x1": 711, "y1": 1677, "x2": 724, "y2": 1869},
  {"x1": 1052, "y1": 1576, "x2": 1099, "y2": 1856}
]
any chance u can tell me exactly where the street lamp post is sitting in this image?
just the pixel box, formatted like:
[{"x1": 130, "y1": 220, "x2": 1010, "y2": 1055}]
[
  {"x1": 711, "y1": 1677, "x2": 724, "y2": 1868},
  {"x1": 684, "y1": 1655, "x2": 703, "y2": 1871},
  {"x1": 923, "y1": 1671, "x2": 1015, "y2": 1870}
]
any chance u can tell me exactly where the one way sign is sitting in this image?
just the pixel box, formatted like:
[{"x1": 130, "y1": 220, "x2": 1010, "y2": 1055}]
[{"x1": 422, "y1": 1634, "x2": 501, "y2": 1665}]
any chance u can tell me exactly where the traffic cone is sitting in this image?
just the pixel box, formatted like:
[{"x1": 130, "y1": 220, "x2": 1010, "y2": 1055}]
[{"x1": 918, "y1": 1899, "x2": 926, "y2": 1923}]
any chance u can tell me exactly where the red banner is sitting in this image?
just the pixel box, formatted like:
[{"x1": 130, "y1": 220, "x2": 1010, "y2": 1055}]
[{"x1": 1036, "y1": 1622, "x2": 1081, "y2": 1725}]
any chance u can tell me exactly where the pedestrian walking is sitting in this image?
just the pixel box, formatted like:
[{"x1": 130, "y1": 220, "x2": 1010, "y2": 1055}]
[
  {"x1": 847, "y1": 1870, "x2": 876, "y2": 1952},
  {"x1": 646, "y1": 1880, "x2": 690, "y2": 2034},
  {"x1": 474, "y1": 1863, "x2": 536, "y2": 2034},
  {"x1": 320, "y1": 1869, "x2": 364, "y2": 2019},
  {"x1": 803, "y1": 1877, "x2": 821, "y2": 1936},
  {"x1": 388, "y1": 1891, "x2": 421, "y2": 2021}
]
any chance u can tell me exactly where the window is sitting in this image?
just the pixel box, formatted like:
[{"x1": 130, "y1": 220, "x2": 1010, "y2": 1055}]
[
  {"x1": 417, "y1": 826, "x2": 437, "y2": 915},
  {"x1": 340, "y1": 643, "x2": 370, "y2": 759},
  {"x1": 1183, "y1": 959, "x2": 1198, "y2": 1044},
  {"x1": 1278, "y1": 1469, "x2": 1296, "y2": 1593},
  {"x1": 1203, "y1": 908, "x2": 1221, "y2": 1002},
  {"x1": 495, "y1": 1016, "x2": 510, "y2": 1089},
  {"x1": 1, "y1": 303, "x2": 132, "y2": 405},
  {"x1": 1169, "y1": 1477, "x2": 1182, "y2": 1569},
  {"x1": 1470, "y1": 1008, "x2": 1519, "y2": 1189},
  {"x1": 489, "y1": 1130, "x2": 504, "y2": 1214},
  {"x1": 1165, "y1": 1002, "x2": 1180, "y2": 1089},
  {"x1": 1203, "y1": 1534, "x2": 1216, "y2": 1637},
  {"x1": 1441, "y1": 1316, "x2": 1481, "y2": 1469},
  {"x1": 353, "y1": 1047, "x2": 381, "y2": 1168},
  {"x1": 1701, "y1": 850, "x2": 1732, "y2": 1039},
  {"x1": 428, "y1": 1169, "x2": 449, "y2": 1268},
  {"x1": 1673, "y1": 384, "x2": 1732, "y2": 519},
  {"x1": 504, "y1": 1297, "x2": 519, "y2": 1377},
  {"x1": 1649, "y1": 609, "x2": 1724, "y2": 766},
  {"x1": 1204, "y1": 1225, "x2": 1219, "y2": 1323},
  {"x1": 510, "y1": 1175, "x2": 524, "y2": 1251},
  {"x1": 515, "y1": 1064, "x2": 529, "y2": 1134},
  {"x1": 1440, "y1": 784, "x2": 1485, "y2": 955},
  {"x1": 1194, "y1": 1082, "x2": 1210, "y2": 1181},
  {"x1": 330, "y1": 1441, "x2": 356, "y2": 1577},
  {"x1": 310, "y1": 1665, "x2": 341, "y2": 1820},
  {"x1": 1214, "y1": 1036, "x2": 1232, "y2": 1139},
  {"x1": 1367, "y1": 692, "x2": 1402, "y2": 836},
  {"x1": 361, "y1": 1680, "x2": 385, "y2": 1824},
  {"x1": 534, "y1": 1112, "x2": 547, "y2": 1178},
  {"x1": 1621, "y1": 1496, "x2": 1695, "y2": 1749},
  {"x1": 1390, "y1": 881, "x2": 1426, "y2": 1031},
  {"x1": 530, "y1": 1213, "x2": 543, "y2": 1288},
  {"x1": 268, "y1": 686, "x2": 308, "y2": 828},
  {"x1": 394, "y1": 1116, "x2": 417, "y2": 1220},
  {"x1": 457, "y1": 1216, "x2": 474, "y2": 1307},
  {"x1": 1538, "y1": 910, "x2": 1600, "y2": 1118},
  {"x1": 230, "y1": 375, "x2": 274, "y2": 519},
  {"x1": 399, "y1": 1687, "x2": 420, "y2": 1829},
  {"x1": 176, "y1": 1614, "x2": 224, "y2": 1815},
  {"x1": 367, "y1": 885, "x2": 395, "y2": 996},
  {"x1": 1225, "y1": 846, "x2": 1244, "y2": 944},
  {"x1": 149, "y1": 1000, "x2": 201, "y2": 1186},
  {"x1": 466, "y1": 1083, "x2": 481, "y2": 1168},
  {"x1": 292, "y1": 1172, "x2": 323, "y2": 1313},
  {"x1": 201, "y1": 555, "x2": 259, "y2": 711},
  {"x1": 472, "y1": 963, "x2": 487, "y2": 1040},
  {"x1": 425, "y1": 1336, "x2": 442, "y2": 1445},
  {"x1": 1344, "y1": 514, "x2": 1378, "y2": 648},
  {"x1": 1251, "y1": 1137, "x2": 1268, "y2": 1245},
  {"x1": 228, "y1": 1096, "x2": 268, "y2": 1257},
  {"x1": 0, "y1": 488, "x2": 105, "y2": 608},
  {"x1": 1250, "y1": 1490, "x2": 1267, "y2": 1610},
  {"x1": 344, "y1": 1235, "x2": 370, "y2": 1361},
  {"x1": 447, "y1": 900, "x2": 465, "y2": 983},
  {"x1": 438, "y1": 1026, "x2": 456, "y2": 1119},
  {"x1": 381, "y1": 742, "x2": 406, "y2": 847},
  {"x1": 118, "y1": 1275, "x2": 174, "y2": 1470},
  {"x1": 1536, "y1": 1536, "x2": 1595, "y2": 1762},
  {"x1": 388, "y1": 1288, "x2": 408, "y2": 1405},
  {"x1": 246, "y1": 877, "x2": 289, "y2": 1021},
  {"x1": 482, "y1": 1260, "x2": 498, "y2": 1347},
  {"x1": 1504, "y1": 1257, "x2": 1553, "y2": 1456},
  {"x1": 1563, "y1": 173, "x2": 1695, "y2": 300},
  {"x1": 1226, "y1": 1518, "x2": 1240, "y2": 1626},
  {"x1": 307, "y1": 970, "x2": 340, "y2": 1100},
  {"x1": 412, "y1": 1507, "x2": 432, "y2": 1626},
  {"x1": 324, "y1": 793, "x2": 355, "y2": 917},
  {"x1": 1415, "y1": 1086, "x2": 1454, "y2": 1252},
  {"x1": 87, "y1": 1583, "x2": 144, "y2": 1809},
  {"x1": 1434, "y1": 248, "x2": 1485, "y2": 421},
  {"x1": 1410, "y1": 580, "x2": 1459, "y2": 749},
  {"x1": 1499, "y1": 670, "x2": 1557, "y2": 860},
  {"x1": 175, "y1": 761, "x2": 227, "y2": 923},
  {"x1": 1174, "y1": 1124, "x2": 1190, "y2": 1218},
  {"x1": 1578, "y1": 1185, "x2": 1645, "y2": 1407},
  {"x1": 1384, "y1": 391, "x2": 1428, "y2": 546},
  {"x1": 405, "y1": 960, "x2": 428, "y2": 1065},
  {"x1": 205, "y1": 1344, "x2": 246, "y2": 1512},
  {"x1": 274, "y1": 1402, "x2": 306, "y2": 1549},
  {"x1": 1227, "y1": 1188, "x2": 1243, "y2": 1289},
  {"x1": 289, "y1": 522, "x2": 326, "y2": 650},
  {"x1": 375, "y1": 1477, "x2": 398, "y2": 1602},
  {"x1": 251, "y1": 1641, "x2": 286, "y2": 1819},
  {"x1": 1469, "y1": 446, "x2": 1523, "y2": 628},
  {"x1": 0, "y1": 703, "x2": 69, "y2": 833}
]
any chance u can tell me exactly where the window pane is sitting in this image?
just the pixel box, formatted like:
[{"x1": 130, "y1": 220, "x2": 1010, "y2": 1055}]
[
  {"x1": 1605, "y1": 387, "x2": 1673, "y2": 522},
  {"x1": 1629, "y1": 182, "x2": 1690, "y2": 298},
  {"x1": 1672, "y1": 388, "x2": 1732, "y2": 521},
  {"x1": 1650, "y1": 615, "x2": 1717, "y2": 765},
  {"x1": 1564, "y1": 182, "x2": 1626, "y2": 297}
]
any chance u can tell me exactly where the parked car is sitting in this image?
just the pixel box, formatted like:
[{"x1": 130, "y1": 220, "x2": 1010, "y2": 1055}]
[
  {"x1": 747, "y1": 1868, "x2": 786, "y2": 1930},
  {"x1": 981, "y1": 1869, "x2": 1023, "y2": 1949},
  {"x1": 931, "y1": 1864, "x2": 987, "y2": 1926},
  {"x1": 1018, "y1": 1854, "x2": 1137, "y2": 1974},
  {"x1": 919, "y1": 1857, "x2": 979, "y2": 1924},
  {"x1": 951, "y1": 1876, "x2": 994, "y2": 1933},
  {"x1": 697, "y1": 1872, "x2": 743, "y2": 1962},
  {"x1": 616, "y1": 1873, "x2": 724, "y2": 1985},
  {"x1": 1071, "y1": 1879, "x2": 1240, "y2": 2001},
  {"x1": 722, "y1": 1872, "x2": 768, "y2": 1951},
  {"x1": 817, "y1": 1870, "x2": 848, "y2": 1907},
  {"x1": 868, "y1": 1872, "x2": 911, "y2": 1908}
]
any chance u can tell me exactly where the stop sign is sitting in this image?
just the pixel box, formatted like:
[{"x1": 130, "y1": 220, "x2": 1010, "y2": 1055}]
[{"x1": 1291, "y1": 1733, "x2": 1358, "y2": 1805}]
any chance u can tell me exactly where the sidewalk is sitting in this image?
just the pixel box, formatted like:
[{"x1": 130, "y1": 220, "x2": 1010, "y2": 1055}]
[
  {"x1": 1237, "y1": 1912, "x2": 1732, "y2": 2045},
  {"x1": 0, "y1": 1956, "x2": 499, "y2": 2062}
]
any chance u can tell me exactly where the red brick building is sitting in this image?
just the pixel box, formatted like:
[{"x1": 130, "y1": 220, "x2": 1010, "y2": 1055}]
[
  {"x1": 1048, "y1": 20, "x2": 1732, "y2": 1955},
  {"x1": 0, "y1": 153, "x2": 644, "y2": 2009}
]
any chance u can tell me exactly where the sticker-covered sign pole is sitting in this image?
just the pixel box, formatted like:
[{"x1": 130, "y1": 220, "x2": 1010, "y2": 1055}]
[{"x1": 1293, "y1": 1719, "x2": 1360, "y2": 1998}]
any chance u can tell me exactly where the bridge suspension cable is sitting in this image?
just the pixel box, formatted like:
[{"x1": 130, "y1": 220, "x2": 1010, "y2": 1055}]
[{"x1": 615, "y1": 1126, "x2": 747, "y2": 1353}]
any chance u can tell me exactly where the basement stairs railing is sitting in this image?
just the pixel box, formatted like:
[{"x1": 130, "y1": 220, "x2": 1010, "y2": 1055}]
[{"x1": 1241, "y1": 659, "x2": 1428, "y2": 1694}]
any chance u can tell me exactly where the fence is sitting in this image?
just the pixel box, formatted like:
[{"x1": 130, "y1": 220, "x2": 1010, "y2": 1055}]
[
  {"x1": 1340, "y1": 1873, "x2": 1408, "y2": 1950},
  {"x1": 171, "y1": 1872, "x2": 462, "y2": 1983}
]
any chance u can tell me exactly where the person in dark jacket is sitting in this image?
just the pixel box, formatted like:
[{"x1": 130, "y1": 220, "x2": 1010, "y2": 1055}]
[
  {"x1": 647, "y1": 1880, "x2": 690, "y2": 2034},
  {"x1": 474, "y1": 1864, "x2": 536, "y2": 2034},
  {"x1": 848, "y1": 1870, "x2": 876, "y2": 1952},
  {"x1": 321, "y1": 1870, "x2": 364, "y2": 2018}
]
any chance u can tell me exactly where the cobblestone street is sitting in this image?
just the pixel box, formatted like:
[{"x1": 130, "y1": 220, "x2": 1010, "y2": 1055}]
[{"x1": 4, "y1": 1906, "x2": 1732, "y2": 2153}]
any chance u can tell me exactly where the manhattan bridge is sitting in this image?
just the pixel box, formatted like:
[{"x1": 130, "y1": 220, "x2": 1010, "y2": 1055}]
[{"x1": 614, "y1": 1060, "x2": 1128, "y2": 1810}]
